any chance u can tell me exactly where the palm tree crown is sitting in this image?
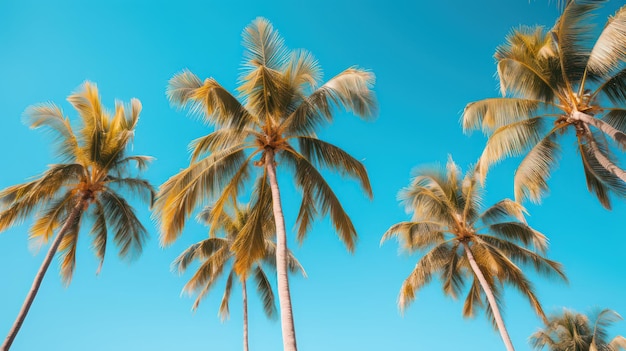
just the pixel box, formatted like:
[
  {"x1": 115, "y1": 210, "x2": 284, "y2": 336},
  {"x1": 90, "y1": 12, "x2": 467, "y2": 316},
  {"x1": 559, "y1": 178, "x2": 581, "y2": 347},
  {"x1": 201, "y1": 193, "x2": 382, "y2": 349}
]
[
  {"x1": 530, "y1": 308, "x2": 626, "y2": 351},
  {"x1": 382, "y1": 157, "x2": 567, "y2": 351},
  {"x1": 462, "y1": 1, "x2": 626, "y2": 208},
  {"x1": 0, "y1": 82, "x2": 154, "y2": 350},
  {"x1": 153, "y1": 17, "x2": 376, "y2": 351}
]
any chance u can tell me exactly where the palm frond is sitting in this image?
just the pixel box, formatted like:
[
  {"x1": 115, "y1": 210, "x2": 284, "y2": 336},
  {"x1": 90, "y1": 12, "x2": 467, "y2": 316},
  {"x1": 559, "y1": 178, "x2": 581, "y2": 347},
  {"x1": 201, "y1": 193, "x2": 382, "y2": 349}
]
[
  {"x1": 90, "y1": 201, "x2": 107, "y2": 275},
  {"x1": 181, "y1": 246, "x2": 230, "y2": 294},
  {"x1": 106, "y1": 177, "x2": 155, "y2": 206},
  {"x1": 477, "y1": 117, "x2": 546, "y2": 182},
  {"x1": 297, "y1": 136, "x2": 372, "y2": 197},
  {"x1": 514, "y1": 130, "x2": 562, "y2": 204},
  {"x1": 281, "y1": 149, "x2": 358, "y2": 250},
  {"x1": 440, "y1": 242, "x2": 465, "y2": 299},
  {"x1": 479, "y1": 199, "x2": 528, "y2": 226},
  {"x1": 380, "y1": 221, "x2": 446, "y2": 251},
  {"x1": 398, "y1": 243, "x2": 454, "y2": 311},
  {"x1": 241, "y1": 17, "x2": 288, "y2": 71},
  {"x1": 484, "y1": 223, "x2": 549, "y2": 253},
  {"x1": 189, "y1": 129, "x2": 249, "y2": 163},
  {"x1": 587, "y1": 6, "x2": 626, "y2": 77},
  {"x1": 602, "y1": 109, "x2": 626, "y2": 134},
  {"x1": 23, "y1": 103, "x2": 81, "y2": 162},
  {"x1": 57, "y1": 211, "x2": 83, "y2": 285},
  {"x1": 154, "y1": 145, "x2": 248, "y2": 245},
  {"x1": 29, "y1": 191, "x2": 77, "y2": 244},
  {"x1": 462, "y1": 98, "x2": 544, "y2": 133},
  {"x1": 252, "y1": 265, "x2": 277, "y2": 318},
  {"x1": 172, "y1": 238, "x2": 229, "y2": 274},
  {"x1": 218, "y1": 272, "x2": 235, "y2": 320},
  {"x1": 284, "y1": 49, "x2": 321, "y2": 91},
  {"x1": 99, "y1": 190, "x2": 147, "y2": 261}
]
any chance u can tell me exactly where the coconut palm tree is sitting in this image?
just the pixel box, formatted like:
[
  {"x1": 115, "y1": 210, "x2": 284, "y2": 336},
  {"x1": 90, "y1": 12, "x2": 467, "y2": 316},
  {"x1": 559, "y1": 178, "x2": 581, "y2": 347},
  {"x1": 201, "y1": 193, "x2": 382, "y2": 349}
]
[
  {"x1": 173, "y1": 201, "x2": 305, "y2": 351},
  {"x1": 381, "y1": 157, "x2": 567, "y2": 351},
  {"x1": 0, "y1": 82, "x2": 154, "y2": 350},
  {"x1": 462, "y1": 1, "x2": 626, "y2": 209},
  {"x1": 153, "y1": 17, "x2": 376, "y2": 351},
  {"x1": 530, "y1": 308, "x2": 626, "y2": 351}
]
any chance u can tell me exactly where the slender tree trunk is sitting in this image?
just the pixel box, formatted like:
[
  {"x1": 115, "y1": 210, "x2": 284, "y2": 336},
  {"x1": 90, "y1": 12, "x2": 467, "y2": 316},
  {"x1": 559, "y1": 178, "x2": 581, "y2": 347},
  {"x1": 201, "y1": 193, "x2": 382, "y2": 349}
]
[
  {"x1": 462, "y1": 242, "x2": 516, "y2": 351},
  {"x1": 265, "y1": 149, "x2": 298, "y2": 351},
  {"x1": 579, "y1": 123, "x2": 626, "y2": 183},
  {"x1": 242, "y1": 279, "x2": 249, "y2": 351},
  {"x1": 2, "y1": 200, "x2": 83, "y2": 351},
  {"x1": 572, "y1": 111, "x2": 626, "y2": 148}
]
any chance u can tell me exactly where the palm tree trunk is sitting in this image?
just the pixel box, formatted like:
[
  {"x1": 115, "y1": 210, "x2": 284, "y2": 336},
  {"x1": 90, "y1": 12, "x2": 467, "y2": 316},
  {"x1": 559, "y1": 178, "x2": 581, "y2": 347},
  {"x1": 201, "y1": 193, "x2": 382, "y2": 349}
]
[
  {"x1": 462, "y1": 242, "x2": 516, "y2": 351},
  {"x1": 2, "y1": 200, "x2": 83, "y2": 351},
  {"x1": 573, "y1": 111, "x2": 626, "y2": 148},
  {"x1": 265, "y1": 149, "x2": 298, "y2": 351},
  {"x1": 579, "y1": 123, "x2": 626, "y2": 183},
  {"x1": 242, "y1": 279, "x2": 249, "y2": 351}
]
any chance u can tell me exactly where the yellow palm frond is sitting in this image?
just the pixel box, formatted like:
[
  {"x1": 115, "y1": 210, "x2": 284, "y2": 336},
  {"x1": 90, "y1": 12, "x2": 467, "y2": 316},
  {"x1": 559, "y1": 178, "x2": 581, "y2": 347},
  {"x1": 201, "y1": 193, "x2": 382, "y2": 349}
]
[
  {"x1": 99, "y1": 190, "x2": 147, "y2": 261},
  {"x1": 514, "y1": 130, "x2": 562, "y2": 204},
  {"x1": 462, "y1": 98, "x2": 544, "y2": 133},
  {"x1": 587, "y1": 6, "x2": 626, "y2": 76},
  {"x1": 58, "y1": 211, "x2": 82, "y2": 285},
  {"x1": 23, "y1": 103, "x2": 82, "y2": 162}
]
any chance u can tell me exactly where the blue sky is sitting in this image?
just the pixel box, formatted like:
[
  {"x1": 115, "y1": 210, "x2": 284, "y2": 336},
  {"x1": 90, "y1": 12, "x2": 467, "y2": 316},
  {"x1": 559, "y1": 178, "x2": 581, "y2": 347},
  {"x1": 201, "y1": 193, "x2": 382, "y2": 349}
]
[{"x1": 1, "y1": 0, "x2": 625, "y2": 350}]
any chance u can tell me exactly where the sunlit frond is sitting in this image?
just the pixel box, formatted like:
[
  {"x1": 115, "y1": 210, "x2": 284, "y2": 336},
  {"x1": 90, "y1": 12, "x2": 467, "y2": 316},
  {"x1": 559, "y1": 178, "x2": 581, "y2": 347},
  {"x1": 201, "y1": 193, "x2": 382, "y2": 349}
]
[
  {"x1": 30, "y1": 191, "x2": 77, "y2": 243},
  {"x1": 380, "y1": 221, "x2": 446, "y2": 251},
  {"x1": 462, "y1": 98, "x2": 544, "y2": 133},
  {"x1": 479, "y1": 199, "x2": 528, "y2": 226},
  {"x1": 106, "y1": 177, "x2": 155, "y2": 206},
  {"x1": 477, "y1": 117, "x2": 546, "y2": 182},
  {"x1": 587, "y1": 6, "x2": 626, "y2": 76},
  {"x1": 154, "y1": 145, "x2": 248, "y2": 245},
  {"x1": 241, "y1": 17, "x2": 288, "y2": 72},
  {"x1": 284, "y1": 49, "x2": 321, "y2": 91},
  {"x1": 484, "y1": 223, "x2": 549, "y2": 253},
  {"x1": 514, "y1": 130, "x2": 562, "y2": 204}
]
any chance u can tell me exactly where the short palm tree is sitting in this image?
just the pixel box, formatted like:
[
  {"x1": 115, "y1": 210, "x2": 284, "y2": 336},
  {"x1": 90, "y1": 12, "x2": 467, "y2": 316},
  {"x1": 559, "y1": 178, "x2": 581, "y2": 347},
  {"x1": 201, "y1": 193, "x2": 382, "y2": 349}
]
[
  {"x1": 153, "y1": 17, "x2": 376, "y2": 351},
  {"x1": 462, "y1": 1, "x2": 626, "y2": 208},
  {"x1": 530, "y1": 308, "x2": 626, "y2": 351},
  {"x1": 381, "y1": 157, "x2": 567, "y2": 351},
  {"x1": 173, "y1": 202, "x2": 305, "y2": 351},
  {"x1": 0, "y1": 82, "x2": 154, "y2": 350}
]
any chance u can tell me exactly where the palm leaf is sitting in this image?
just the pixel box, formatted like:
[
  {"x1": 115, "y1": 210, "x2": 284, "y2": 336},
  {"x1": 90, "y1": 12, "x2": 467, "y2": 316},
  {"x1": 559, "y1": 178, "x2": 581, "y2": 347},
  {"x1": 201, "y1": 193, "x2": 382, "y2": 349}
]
[
  {"x1": 514, "y1": 130, "x2": 562, "y2": 204},
  {"x1": 462, "y1": 98, "x2": 543, "y2": 133},
  {"x1": 479, "y1": 199, "x2": 528, "y2": 226},
  {"x1": 23, "y1": 103, "x2": 81, "y2": 162},
  {"x1": 587, "y1": 6, "x2": 626, "y2": 76},
  {"x1": 100, "y1": 190, "x2": 147, "y2": 261},
  {"x1": 252, "y1": 265, "x2": 277, "y2": 318},
  {"x1": 218, "y1": 272, "x2": 235, "y2": 320}
]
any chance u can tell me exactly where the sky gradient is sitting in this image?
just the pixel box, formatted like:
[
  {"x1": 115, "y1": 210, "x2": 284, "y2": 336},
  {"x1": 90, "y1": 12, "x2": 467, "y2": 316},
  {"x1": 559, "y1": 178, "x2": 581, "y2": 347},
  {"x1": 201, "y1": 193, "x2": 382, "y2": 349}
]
[{"x1": 1, "y1": 1, "x2": 625, "y2": 350}]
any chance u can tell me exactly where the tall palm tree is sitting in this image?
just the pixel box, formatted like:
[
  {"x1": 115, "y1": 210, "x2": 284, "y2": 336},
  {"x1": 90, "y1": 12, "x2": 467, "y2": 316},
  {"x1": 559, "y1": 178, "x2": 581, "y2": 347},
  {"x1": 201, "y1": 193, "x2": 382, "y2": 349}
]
[
  {"x1": 0, "y1": 82, "x2": 154, "y2": 350},
  {"x1": 172, "y1": 202, "x2": 305, "y2": 351},
  {"x1": 530, "y1": 308, "x2": 626, "y2": 351},
  {"x1": 462, "y1": 1, "x2": 626, "y2": 208},
  {"x1": 381, "y1": 157, "x2": 567, "y2": 351},
  {"x1": 153, "y1": 17, "x2": 377, "y2": 351}
]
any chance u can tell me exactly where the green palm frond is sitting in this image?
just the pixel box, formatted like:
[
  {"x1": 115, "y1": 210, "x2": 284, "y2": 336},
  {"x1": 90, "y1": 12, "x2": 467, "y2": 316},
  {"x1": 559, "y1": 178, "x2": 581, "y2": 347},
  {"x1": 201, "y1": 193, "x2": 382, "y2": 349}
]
[
  {"x1": 252, "y1": 265, "x2": 277, "y2": 319},
  {"x1": 586, "y1": 6, "x2": 626, "y2": 76},
  {"x1": 297, "y1": 136, "x2": 372, "y2": 197}
]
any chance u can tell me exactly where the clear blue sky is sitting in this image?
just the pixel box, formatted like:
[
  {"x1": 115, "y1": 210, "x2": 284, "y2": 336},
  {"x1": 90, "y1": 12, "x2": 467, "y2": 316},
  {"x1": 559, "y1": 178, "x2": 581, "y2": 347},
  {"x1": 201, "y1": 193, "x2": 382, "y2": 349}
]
[{"x1": 1, "y1": 0, "x2": 625, "y2": 350}]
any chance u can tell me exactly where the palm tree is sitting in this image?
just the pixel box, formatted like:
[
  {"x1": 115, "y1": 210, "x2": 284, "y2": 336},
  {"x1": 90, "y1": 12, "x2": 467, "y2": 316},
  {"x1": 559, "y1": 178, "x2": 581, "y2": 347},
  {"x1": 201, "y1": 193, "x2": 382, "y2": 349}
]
[
  {"x1": 172, "y1": 202, "x2": 305, "y2": 351},
  {"x1": 462, "y1": 1, "x2": 626, "y2": 209},
  {"x1": 153, "y1": 17, "x2": 376, "y2": 351},
  {"x1": 0, "y1": 82, "x2": 154, "y2": 350},
  {"x1": 381, "y1": 157, "x2": 567, "y2": 351},
  {"x1": 530, "y1": 308, "x2": 626, "y2": 351}
]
